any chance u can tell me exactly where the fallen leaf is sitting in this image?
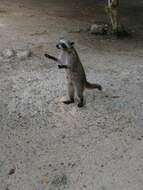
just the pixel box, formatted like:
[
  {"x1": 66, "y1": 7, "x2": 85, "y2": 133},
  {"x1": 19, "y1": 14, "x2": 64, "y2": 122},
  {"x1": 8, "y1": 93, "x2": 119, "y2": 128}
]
[{"x1": 42, "y1": 176, "x2": 49, "y2": 184}]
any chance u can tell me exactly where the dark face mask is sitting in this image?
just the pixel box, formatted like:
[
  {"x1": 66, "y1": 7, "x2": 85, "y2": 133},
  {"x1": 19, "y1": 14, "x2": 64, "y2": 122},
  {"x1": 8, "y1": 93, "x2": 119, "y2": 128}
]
[{"x1": 56, "y1": 43, "x2": 67, "y2": 50}]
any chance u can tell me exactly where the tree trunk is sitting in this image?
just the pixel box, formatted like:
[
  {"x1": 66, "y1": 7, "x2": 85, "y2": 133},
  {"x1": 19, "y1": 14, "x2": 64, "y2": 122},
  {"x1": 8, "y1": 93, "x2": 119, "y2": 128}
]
[
  {"x1": 106, "y1": 0, "x2": 128, "y2": 37},
  {"x1": 108, "y1": 0, "x2": 120, "y2": 31}
]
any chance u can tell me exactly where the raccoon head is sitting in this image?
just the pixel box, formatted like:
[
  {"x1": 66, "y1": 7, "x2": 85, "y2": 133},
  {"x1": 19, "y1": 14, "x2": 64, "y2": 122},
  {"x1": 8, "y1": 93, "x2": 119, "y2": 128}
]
[{"x1": 56, "y1": 39, "x2": 75, "y2": 51}]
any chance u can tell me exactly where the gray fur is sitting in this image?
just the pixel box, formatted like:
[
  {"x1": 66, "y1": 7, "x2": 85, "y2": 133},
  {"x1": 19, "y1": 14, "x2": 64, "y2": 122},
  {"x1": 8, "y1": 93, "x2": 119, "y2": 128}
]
[{"x1": 45, "y1": 39, "x2": 102, "y2": 107}]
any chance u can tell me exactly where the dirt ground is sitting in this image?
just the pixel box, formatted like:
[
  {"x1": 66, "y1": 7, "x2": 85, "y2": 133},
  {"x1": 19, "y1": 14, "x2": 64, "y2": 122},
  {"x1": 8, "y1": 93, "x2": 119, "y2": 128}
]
[{"x1": 0, "y1": 0, "x2": 143, "y2": 190}]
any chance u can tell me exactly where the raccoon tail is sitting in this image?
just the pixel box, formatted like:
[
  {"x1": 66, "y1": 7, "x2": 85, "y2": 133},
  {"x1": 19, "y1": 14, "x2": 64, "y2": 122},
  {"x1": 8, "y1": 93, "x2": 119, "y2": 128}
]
[{"x1": 85, "y1": 81, "x2": 102, "y2": 91}]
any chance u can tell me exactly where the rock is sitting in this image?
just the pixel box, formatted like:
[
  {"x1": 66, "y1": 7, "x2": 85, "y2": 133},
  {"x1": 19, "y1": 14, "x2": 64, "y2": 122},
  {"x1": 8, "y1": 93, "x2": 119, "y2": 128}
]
[
  {"x1": 42, "y1": 175, "x2": 49, "y2": 184},
  {"x1": 90, "y1": 24, "x2": 108, "y2": 35},
  {"x1": 2, "y1": 48, "x2": 15, "y2": 58},
  {"x1": 8, "y1": 168, "x2": 15, "y2": 175},
  {"x1": 68, "y1": 26, "x2": 90, "y2": 33},
  {"x1": 16, "y1": 49, "x2": 32, "y2": 60},
  {"x1": 51, "y1": 174, "x2": 67, "y2": 187}
]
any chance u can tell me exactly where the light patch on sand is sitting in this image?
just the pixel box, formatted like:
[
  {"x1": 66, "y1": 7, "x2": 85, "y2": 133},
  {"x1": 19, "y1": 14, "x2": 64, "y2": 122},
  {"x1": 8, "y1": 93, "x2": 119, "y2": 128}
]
[{"x1": 0, "y1": 22, "x2": 5, "y2": 27}]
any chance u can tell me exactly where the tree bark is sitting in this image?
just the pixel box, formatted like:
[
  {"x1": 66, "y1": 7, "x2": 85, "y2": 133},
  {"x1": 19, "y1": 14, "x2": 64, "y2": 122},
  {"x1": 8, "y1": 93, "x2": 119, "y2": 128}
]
[
  {"x1": 108, "y1": 0, "x2": 120, "y2": 32},
  {"x1": 106, "y1": 0, "x2": 128, "y2": 36}
]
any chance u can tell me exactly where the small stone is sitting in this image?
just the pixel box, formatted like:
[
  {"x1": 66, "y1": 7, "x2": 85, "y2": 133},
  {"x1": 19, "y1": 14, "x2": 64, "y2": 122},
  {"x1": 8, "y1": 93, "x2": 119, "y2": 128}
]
[
  {"x1": 42, "y1": 175, "x2": 49, "y2": 184},
  {"x1": 90, "y1": 24, "x2": 108, "y2": 35},
  {"x1": 2, "y1": 48, "x2": 15, "y2": 58},
  {"x1": 62, "y1": 135, "x2": 66, "y2": 139},
  {"x1": 137, "y1": 137, "x2": 142, "y2": 141},
  {"x1": 71, "y1": 163, "x2": 76, "y2": 168},
  {"x1": 52, "y1": 125, "x2": 57, "y2": 128},
  {"x1": 83, "y1": 184, "x2": 87, "y2": 188},
  {"x1": 16, "y1": 49, "x2": 32, "y2": 60},
  {"x1": 8, "y1": 168, "x2": 15, "y2": 175},
  {"x1": 101, "y1": 164, "x2": 104, "y2": 168},
  {"x1": 51, "y1": 174, "x2": 67, "y2": 187},
  {"x1": 49, "y1": 164, "x2": 52, "y2": 167}
]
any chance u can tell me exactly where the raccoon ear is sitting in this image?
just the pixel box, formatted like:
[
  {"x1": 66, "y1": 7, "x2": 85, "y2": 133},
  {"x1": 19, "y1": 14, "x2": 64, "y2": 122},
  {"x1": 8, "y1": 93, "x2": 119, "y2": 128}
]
[{"x1": 70, "y1": 42, "x2": 75, "y2": 46}]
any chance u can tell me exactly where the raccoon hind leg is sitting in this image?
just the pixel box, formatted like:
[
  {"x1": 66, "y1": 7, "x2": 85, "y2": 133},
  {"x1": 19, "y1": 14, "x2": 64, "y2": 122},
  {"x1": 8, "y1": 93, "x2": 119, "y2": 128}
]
[
  {"x1": 75, "y1": 82, "x2": 84, "y2": 107},
  {"x1": 63, "y1": 82, "x2": 75, "y2": 104}
]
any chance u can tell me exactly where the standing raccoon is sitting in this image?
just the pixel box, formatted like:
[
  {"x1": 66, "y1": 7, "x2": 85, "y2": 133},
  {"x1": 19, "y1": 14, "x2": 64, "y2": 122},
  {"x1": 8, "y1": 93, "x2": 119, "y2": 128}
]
[{"x1": 45, "y1": 39, "x2": 102, "y2": 107}]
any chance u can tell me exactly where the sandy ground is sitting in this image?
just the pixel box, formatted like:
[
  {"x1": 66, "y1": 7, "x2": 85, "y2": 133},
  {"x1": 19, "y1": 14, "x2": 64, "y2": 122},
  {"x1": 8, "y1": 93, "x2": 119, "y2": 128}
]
[{"x1": 0, "y1": 0, "x2": 143, "y2": 190}]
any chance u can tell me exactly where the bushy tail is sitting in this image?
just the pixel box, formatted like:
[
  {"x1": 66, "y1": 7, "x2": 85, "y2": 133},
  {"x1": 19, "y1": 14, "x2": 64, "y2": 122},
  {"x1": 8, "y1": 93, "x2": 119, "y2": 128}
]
[{"x1": 85, "y1": 81, "x2": 102, "y2": 90}]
